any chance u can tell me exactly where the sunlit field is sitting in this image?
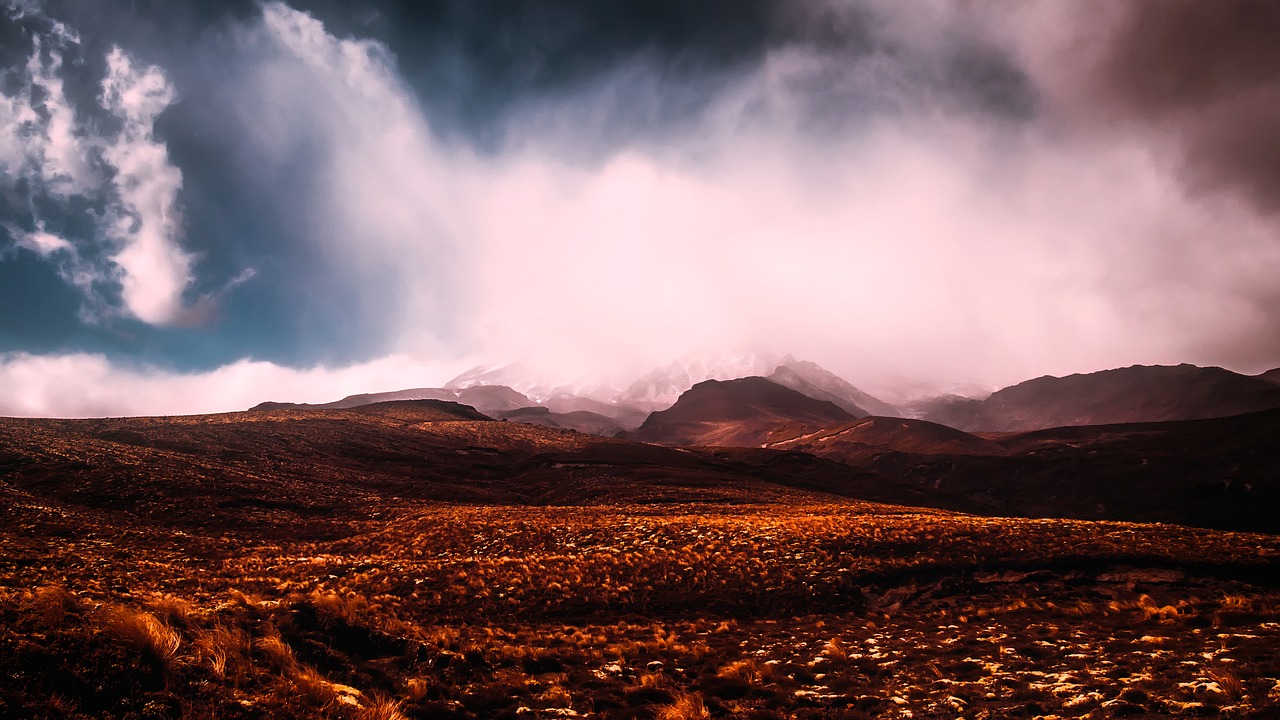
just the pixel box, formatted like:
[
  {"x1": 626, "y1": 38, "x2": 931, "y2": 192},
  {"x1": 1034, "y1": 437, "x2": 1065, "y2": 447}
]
[{"x1": 4, "y1": 493, "x2": 1279, "y2": 719}]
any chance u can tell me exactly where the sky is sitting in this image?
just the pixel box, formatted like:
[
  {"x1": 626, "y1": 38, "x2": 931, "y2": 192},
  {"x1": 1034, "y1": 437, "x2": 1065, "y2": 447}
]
[{"x1": 1, "y1": 0, "x2": 1279, "y2": 416}]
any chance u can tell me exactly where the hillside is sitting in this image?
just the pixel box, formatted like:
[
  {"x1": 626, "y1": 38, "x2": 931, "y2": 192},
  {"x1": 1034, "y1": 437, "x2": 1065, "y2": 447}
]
[
  {"x1": 923, "y1": 364, "x2": 1280, "y2": 431},
  {"x1": 496, "y1": 406, "x2": 624, "y2": 436},
  {"x1": 0, "y1": 404, "x2": 866, "y2": 534},
  {"x1": 252, "y1": 384, "x2": 653, "y2": 434},
  {"x1": 840, "y1": 409, "x2": 1280, "y2": 532},
  {"x1": 626, "y1": 377, "x2": 855, "y2": 447},
  {"x1": 542, "y1": 393, "x2": 649, "y2": 430}
]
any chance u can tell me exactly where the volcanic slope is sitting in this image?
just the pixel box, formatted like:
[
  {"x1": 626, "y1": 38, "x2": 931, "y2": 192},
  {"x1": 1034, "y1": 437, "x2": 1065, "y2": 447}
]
[
  {"x1": 625, "y1": 377, "x2": 855, "y2": 447},
  {"x1": 923, "y1": 363, "x2": 1280, "y2": 431}
]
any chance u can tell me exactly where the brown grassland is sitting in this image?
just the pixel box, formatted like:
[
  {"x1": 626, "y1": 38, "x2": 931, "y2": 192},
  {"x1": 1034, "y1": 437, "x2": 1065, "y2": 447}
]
[{"x1": 2, "y1": 407, "x2": 1279, "y2": 718}]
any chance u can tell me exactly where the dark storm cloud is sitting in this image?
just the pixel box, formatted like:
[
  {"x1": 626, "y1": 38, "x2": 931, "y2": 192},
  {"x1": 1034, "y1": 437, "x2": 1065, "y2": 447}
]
[
  {"x1": 1044, "y1": 0, "x2": 1280, "y2": 365},
  {"x1": 1066, "y1": 0, "x2": 1280, "y2": 214},
  {"x1": 214, "y1": 0, "x2": 1036, "y2": 152}
]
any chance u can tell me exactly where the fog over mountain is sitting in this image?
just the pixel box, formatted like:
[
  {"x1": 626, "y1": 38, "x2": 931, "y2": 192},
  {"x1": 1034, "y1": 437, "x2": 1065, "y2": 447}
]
[{"x1": 3, "y1": 1, "x2": 1279, "y2": 417}]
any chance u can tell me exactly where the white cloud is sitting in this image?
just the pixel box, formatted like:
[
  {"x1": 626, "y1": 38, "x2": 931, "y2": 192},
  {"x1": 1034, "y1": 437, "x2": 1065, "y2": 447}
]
[
  {"x1": 0, "y1": 28, "x2": 94, "y2": 195},
  {"x1": 0, "y1": 352, "x2": 470, "y2": 418},
  {"x1": 8, "y1": 222, "x2": 72, "y2": 256},
  {"x1": 99, "y1": 46, "x2": 193, "y2": 325}
]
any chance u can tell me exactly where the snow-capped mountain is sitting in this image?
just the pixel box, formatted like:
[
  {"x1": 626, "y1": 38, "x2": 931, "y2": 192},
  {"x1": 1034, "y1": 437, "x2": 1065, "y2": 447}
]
[
  {"x1": 617, "y1": 353, "x2": 899, "y2": 417},
  {"x1": 619, "y1": 353, "x2": 785, "y2": 409},
  {"x1": 444, "y1": 363, "x2": 619, "y2": 404},
  {"x1": 768, "y1": 359, "x2": 901, "y2": 417}
]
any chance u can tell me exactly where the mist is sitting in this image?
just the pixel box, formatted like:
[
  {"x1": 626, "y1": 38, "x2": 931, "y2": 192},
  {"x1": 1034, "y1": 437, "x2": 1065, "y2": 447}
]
[{"x1": 2, "y1": 0, "x2": 1279, "y2": 416}]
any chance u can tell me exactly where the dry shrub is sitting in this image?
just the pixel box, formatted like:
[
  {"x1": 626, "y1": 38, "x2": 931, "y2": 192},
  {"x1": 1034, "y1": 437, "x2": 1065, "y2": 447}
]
[
  {"x1": 254, "y1": 632, "x2": 299, "y2": 675},
  {"x1": 823, "y1": 638, "x2": 849, "y2": 661},
  {"x1": 634, "y1": 673, "x2": 667, "y2": 690},
  {"x1": 229, "y1": 590, "x2": 264, "y2": 610},
  {"x1": 1137, "y1": 595, "x2": 1181, "y2": 621},
  {"x1": 716, "y1": 659, "x2": 770, "y2": 686},
  {"x1": 147, "y1": 594, "x2": 195, "y2": 629},
  {"x1": 1220, "y1": 594, "x2": 1253, "y2": 612},
  {"x1": 1207, "y1": 667, "x2": 1244, "y2": 702},
  {"x1": 294, "y1": 665, "x2": 341, "y2": 708},
  {"x1": 625, "y1": 672, "x2": 673, "y2": 706},
  {"x1": 30, "y1": 585, "x2": 81, "y2": 627},
  {"x1": 425, "y1": 626, "x2": 461, "y2": 650},
  {"x1": 359, "y1": 692, "x2": 408, "y2": 720},
  {"x1": 193, "y1": 626, "x2": 250, "y2": 680},
  {"x1": 308, "y1": 590, "x2": 370, "y2": 627},
  {"x1": 402, "y1": 677, "x2": 435, "y2": 702},
  {"x1": 104, "y1": 605, "x2": 183, "y2": 671},
  {"x1": 538, "y1": 684, "x2": 574, "y2": 706},
  {"x1": 1064, "y1": 600, "x2": 1097, "y2": 617},
  {"x1": 656, "y1": 692, "x2": 710, "y2": 720}
]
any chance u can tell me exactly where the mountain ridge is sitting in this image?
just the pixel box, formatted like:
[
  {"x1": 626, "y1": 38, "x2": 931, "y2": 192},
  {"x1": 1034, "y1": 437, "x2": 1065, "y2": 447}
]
[{"x1": 921, "y1": 363, "x2": 1280, "y2": 431}]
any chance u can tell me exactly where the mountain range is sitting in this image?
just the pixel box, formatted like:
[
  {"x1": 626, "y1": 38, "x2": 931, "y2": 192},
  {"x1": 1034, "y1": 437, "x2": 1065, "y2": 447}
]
[
  {"x1": 253, "y1": 358, "x2": 1280, "y2": 440},
  {"x1": 252, "y1": 355, "x2": 896, "y2": 434},
  {"x1": 225, "y1": 358, "x2": 1280, "y2": 532}
]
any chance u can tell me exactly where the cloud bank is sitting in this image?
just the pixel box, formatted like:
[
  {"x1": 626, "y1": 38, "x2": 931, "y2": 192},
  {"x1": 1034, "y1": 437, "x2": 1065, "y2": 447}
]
[
  {"x1": 0, "y1": 351, "x2": 468, "y2": 417},
  {"x1": 2, "y1": 0, "x2": 1279, "y2": 416}
]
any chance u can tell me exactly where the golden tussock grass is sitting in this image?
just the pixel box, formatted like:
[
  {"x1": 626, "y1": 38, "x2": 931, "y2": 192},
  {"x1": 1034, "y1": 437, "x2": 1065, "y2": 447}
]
[
  {"x1": 536, "y1": 683, "x2": 574, "y2": 706},
  {"x1": 822, "y1": 637, "x2": 848, "y2": 661},
  {"x1": 193, "y1": 625, "x2": 251, "y2": 680},
  {"x1": 5, "y1": 500, "x2": 1280, "y2": 719},
  {"x1": 358, "y1": 693, "x2": 408, "y2": 720},
  {"x1": 1206, "y1": 667, "x2": 1245, "y2": 702},
  {"x1": 401, "y1": 677, "x2": 434, "y2": 702},
  {"x1": 716, "y1": 658, "x2": 771, "y2": 686},
  {"x1": 103, "y1": 605, "x2": 183, "y2": 672},
  {"x1": 633, "y1": 672, "x2": 668, "y2": 690},
  {"x1": 29, "y1": 585, "x2": 81, "y2": 627},
  {"x1": 293, "y1": 665, "x2": 342, "y2": 708},
  {"x1": 146, "y1": 593, "x2": 196, "y2": 629},
  {"x1": 655, "y1": 691, "x2": 710, "y2": 720},
  {"x1": 253, "y1": 632, "x2": 299, "y2": 675}
]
